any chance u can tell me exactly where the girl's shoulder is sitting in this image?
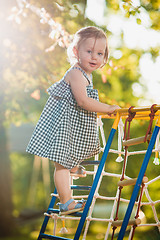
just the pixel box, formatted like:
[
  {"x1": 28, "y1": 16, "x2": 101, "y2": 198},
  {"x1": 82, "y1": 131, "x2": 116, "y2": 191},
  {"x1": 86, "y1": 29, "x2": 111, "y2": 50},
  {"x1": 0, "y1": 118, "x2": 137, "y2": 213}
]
[
  {"x1": 47, "y1": 66, "x2": 94, "y2": 96},
  {"x1": 64, "y1": 66, "x2": 92, "y2": 86}
]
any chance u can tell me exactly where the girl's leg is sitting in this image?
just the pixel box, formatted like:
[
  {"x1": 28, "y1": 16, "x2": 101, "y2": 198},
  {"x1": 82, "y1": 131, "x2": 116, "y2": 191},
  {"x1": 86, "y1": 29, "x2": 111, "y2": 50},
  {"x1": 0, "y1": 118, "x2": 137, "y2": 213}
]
[
  {"x1": 54, "y1": 162, "x2": 78, "y2": 210},
  {"x1": 54, "y1": 162, "x2": 71, "y2": 203}
]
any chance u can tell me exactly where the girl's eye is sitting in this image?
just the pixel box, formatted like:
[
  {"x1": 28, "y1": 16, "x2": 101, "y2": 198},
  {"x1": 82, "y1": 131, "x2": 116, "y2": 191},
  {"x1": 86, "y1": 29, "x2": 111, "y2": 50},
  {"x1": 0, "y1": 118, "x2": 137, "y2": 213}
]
[
  {"x1": 87, "y1": 50, "x2": 92, "y2": 53},
  {"x1": 98, "y1": 52, "x2": 103, "y2": 56}
]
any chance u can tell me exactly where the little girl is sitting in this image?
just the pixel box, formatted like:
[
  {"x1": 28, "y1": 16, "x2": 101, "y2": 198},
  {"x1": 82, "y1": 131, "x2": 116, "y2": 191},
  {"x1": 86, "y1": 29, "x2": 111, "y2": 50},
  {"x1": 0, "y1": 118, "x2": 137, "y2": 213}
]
[{"x1": 26, "y1": 26, "x2": 120, "y2": 215}]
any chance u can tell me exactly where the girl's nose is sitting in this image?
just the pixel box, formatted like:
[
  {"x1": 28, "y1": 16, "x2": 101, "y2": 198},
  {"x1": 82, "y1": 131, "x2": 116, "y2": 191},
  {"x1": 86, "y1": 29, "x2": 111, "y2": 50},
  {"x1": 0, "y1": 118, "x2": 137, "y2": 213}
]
[{"x1": 91, "y1": 52, "x2": 97, "y2": 59}]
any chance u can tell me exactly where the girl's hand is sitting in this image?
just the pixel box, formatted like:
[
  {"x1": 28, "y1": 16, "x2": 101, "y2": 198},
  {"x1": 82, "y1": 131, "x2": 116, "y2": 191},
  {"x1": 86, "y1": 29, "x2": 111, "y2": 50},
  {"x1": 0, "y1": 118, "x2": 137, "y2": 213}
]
[{"x1": 108, "y1": 105, "x2": 121, "y2": 115}]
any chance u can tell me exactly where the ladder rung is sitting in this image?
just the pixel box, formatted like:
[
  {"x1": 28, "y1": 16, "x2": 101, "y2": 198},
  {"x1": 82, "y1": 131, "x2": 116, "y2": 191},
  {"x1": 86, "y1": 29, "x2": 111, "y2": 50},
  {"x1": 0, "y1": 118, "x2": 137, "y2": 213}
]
[
  {"x1": 81, "y1": 160, "x2": 100, "y2": 165},
  {"x1": 118, "y1": 176, "x2": 148, "y2": 187},
  {"x1": 111, "y1": 218, "x2": 141, "y2": 227},
  {"x1": 48, "y1": 208, "x2": 59, "y2": 214},
  {"x1": 71, "y1": 185, "x2": 91, "y2": 190},
  {"x1": 122, "y1": 134, "x2": 152, "y2": 147},
  {"x1": 40, "y1": 232, "x2": 71, "y2": 239},
  {"x1": 47, "y1": 208, "x2": 83, "y2": 217}
]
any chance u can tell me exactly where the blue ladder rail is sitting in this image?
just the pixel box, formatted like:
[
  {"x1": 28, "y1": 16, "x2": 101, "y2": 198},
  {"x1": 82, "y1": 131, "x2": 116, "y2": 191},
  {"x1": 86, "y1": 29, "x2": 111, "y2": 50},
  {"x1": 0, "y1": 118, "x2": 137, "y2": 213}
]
[
  {"x1": 74, "y1": 127, "x2": 117, "y2": 240},
  {"x1": 37, "y1": 188, "x2": 58, "y2": 240},
  {"x1": 117, "y1": 124, "x2": 160, "y2": 240}
]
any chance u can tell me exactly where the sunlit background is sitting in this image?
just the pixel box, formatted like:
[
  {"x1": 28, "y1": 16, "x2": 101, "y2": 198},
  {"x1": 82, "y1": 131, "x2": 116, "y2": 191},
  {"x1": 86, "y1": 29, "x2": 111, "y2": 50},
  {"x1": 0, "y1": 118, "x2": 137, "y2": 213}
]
[{"x1": 86, "y1": 0, "x2": 160, "y2": 105}]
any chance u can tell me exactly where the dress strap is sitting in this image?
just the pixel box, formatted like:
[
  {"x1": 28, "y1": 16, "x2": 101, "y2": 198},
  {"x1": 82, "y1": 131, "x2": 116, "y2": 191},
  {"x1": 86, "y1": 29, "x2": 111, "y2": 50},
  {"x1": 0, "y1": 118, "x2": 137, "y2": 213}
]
[{"x1": 71, "y1": 67, "x2": 91, "y2": 85}]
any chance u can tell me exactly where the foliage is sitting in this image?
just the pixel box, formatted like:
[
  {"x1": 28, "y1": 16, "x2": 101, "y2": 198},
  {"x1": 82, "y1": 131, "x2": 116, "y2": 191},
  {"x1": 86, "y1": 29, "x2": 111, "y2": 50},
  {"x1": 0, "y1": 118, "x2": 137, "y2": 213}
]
[
  {"x1": 2, "y1": 0, "x2": 159, "y2": 125},
  {"x1": 0, "y1": 0, "x2": 148, "y2": 125},
  {"x1": 107, "y1": 0, "x2": 160, "y2": 30}
]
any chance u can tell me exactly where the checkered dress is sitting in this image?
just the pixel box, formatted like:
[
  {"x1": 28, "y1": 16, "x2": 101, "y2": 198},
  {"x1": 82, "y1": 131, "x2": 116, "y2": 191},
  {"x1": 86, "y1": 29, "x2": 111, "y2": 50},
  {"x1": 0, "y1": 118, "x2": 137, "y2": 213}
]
[{"x1": 26, "y1": 67, "x2": 100, "y2": 169}]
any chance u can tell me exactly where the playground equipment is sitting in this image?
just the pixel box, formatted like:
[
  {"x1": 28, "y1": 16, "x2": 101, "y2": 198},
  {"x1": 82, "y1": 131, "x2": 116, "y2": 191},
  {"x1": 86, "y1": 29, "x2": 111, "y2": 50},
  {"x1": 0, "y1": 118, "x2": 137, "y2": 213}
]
[{"x1": 37, "y1": 105, "x2": 160, "y2": 240}]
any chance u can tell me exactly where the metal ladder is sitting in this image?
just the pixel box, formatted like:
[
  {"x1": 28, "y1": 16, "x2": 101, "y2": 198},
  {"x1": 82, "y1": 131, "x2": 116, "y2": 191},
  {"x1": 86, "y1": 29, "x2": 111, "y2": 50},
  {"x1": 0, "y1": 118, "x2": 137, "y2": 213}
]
[{"x1": 37, "y1": 108, "x2": 160, "y2": 240}]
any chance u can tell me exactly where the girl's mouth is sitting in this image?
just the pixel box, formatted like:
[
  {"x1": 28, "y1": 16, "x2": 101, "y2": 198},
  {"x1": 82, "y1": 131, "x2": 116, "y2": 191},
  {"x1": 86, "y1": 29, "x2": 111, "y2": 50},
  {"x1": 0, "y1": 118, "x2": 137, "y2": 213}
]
[{"x1": 89, "y1": 62, "x2": 96, "y2": 67}]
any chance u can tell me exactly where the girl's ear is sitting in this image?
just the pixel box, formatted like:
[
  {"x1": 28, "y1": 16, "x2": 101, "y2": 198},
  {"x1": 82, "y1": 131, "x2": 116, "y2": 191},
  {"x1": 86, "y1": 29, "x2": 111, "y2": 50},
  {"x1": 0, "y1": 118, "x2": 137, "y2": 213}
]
[{"x1": 73, "y1": 46, "x2": 78, "y2": 58}]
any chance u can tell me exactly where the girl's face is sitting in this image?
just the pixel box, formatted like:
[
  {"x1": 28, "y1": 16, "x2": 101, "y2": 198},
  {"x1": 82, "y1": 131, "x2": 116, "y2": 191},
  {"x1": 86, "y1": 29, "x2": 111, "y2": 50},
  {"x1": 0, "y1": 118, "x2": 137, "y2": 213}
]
[{"x1": 74, "y1": 37, "x2": 107, "y2": 74}]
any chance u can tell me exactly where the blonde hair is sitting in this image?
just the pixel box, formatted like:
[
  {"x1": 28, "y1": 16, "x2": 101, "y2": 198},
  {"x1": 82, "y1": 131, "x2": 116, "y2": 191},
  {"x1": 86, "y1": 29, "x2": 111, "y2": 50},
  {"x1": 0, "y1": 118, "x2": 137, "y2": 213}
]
[{"x1": 67, "y1": 26, "x2": 109, "y2": 66}]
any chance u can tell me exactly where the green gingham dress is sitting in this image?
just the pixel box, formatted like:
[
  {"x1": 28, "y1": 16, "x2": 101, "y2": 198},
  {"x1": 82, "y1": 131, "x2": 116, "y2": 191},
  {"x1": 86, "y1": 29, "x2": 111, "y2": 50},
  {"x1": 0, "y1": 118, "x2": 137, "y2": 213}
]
[{"x1": 26, "y1": 67, "x2": 101, "y2": 169}]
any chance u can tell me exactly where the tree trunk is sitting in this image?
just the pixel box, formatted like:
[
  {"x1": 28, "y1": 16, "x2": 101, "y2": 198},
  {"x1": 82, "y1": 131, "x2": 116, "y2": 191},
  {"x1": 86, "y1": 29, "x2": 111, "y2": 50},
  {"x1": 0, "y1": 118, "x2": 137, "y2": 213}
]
[{"x1": 0, "y1": 122, "x2": 14, "y2": 236}]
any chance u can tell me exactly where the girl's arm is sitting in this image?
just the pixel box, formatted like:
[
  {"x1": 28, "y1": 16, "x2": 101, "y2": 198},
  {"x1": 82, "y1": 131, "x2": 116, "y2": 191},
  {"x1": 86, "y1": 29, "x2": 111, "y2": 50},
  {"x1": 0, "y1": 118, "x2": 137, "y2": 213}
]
[{"x1": 68, "y1": 69, "x2": 120, "y2": 114}]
